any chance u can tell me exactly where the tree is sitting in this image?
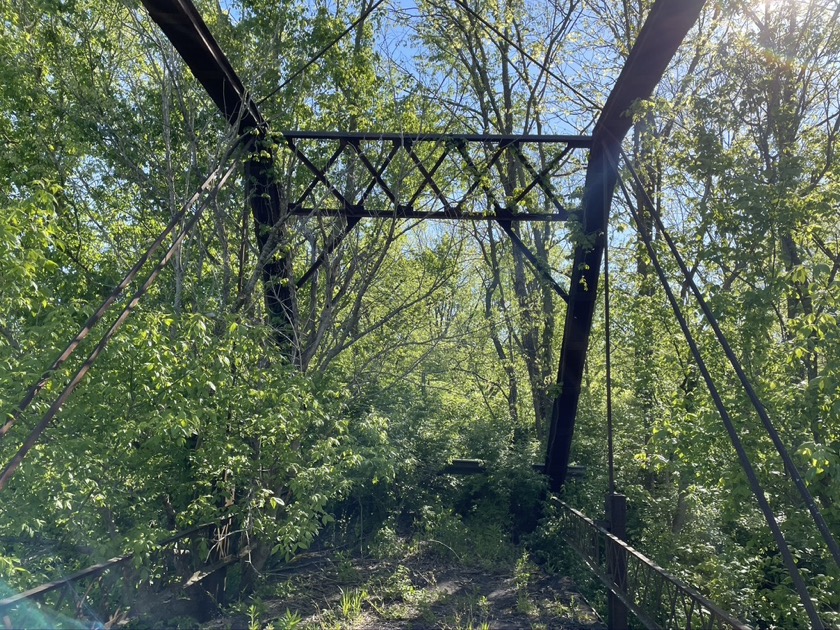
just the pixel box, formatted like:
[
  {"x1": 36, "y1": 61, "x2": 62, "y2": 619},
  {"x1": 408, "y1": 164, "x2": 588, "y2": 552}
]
[{"x1": 410, "y1": 0, "x2": 581, "y2": 437}]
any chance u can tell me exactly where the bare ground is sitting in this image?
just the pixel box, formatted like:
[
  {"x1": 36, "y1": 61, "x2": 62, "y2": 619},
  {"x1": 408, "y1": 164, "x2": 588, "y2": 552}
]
[{"x1": 204, "y1": 546, "x2": 605, "y2": 630}]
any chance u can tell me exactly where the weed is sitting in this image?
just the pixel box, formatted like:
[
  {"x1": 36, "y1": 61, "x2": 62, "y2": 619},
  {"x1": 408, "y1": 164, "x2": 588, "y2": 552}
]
[
  {"x1": 514, "y1": 550, "x2": 534, "y2": 591},
  {"x1": 460, "y1": 520, "x2": 515, "y2": 569},
  {"x1": 370, "y1": 525, "x2": 406, "y2": 560},
  {"x1": 416, "y1": 506, "x2": 516, "y2": 570},
  {"x1": 383, "y1": 565, "x2": 416, "y2": 601},
  {"x1": 339, "y1": 587, "x2": 365, "y2": 620},
  {"x1": 274, "y1": 608, "x2": 303, "y2": 629},
  {"x1": 248, "y1": 604, "x2": 262, "y2": 630},
  {"x1": 258, "y1": 575, "x2": 298, "y2": 601},
  {"x1": 419, "y1": 507, "x2": 468, "y2": 559},
  {"x1": 514, "y1": 550, "x2": 538, "y2": 616},
  {"x1": 516, "y1": 591, "x2": 535, "y2": 615},
  {"x1": 312, "y1": 603, "x2": 339, "y2": 630},
  {"x1": 449, "y1": 608, "x2": 491, "y2": 630}
]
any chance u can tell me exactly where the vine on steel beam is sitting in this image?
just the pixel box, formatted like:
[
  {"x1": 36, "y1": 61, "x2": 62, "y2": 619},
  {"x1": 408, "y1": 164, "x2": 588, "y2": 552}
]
[
  {"x1": 141, "y1": 0, "x2": 301, "y2": 356},
  {"x1": 544, "y1": 0, "x2": 707, "y2": 491}
]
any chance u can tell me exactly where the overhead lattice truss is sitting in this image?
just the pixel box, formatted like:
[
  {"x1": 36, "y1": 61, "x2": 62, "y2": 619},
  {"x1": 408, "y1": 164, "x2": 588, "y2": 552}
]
[{"x1": 279, "y1": 132, "x2": 589, "y2": 221}]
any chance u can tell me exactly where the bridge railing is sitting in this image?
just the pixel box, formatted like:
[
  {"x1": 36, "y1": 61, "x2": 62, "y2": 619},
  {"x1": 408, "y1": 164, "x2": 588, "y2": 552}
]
[
  {"x1": 553, "y1": 498, "x2": 751, "y2": 630},
  {"x1": 0, "y1": 520, "x2": 238, "y2": 628}
]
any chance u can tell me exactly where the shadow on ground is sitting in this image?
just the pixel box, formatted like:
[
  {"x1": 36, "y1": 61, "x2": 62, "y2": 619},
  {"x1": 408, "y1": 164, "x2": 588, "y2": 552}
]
[{"x1": 204, "y1": 546, "x2": 605, "y2": 630}]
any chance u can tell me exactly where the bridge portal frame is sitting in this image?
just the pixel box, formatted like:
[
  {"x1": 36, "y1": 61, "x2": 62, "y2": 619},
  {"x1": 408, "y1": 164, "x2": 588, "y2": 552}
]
[{"x1": 141, "y1": 0, "x2": 706, "y2": 491}]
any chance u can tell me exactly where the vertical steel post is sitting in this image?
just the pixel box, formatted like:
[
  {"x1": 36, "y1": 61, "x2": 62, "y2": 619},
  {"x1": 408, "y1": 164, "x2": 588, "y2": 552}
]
[
  {"x1": 544, "y1": 0, "x2": 707, "y2": 490},
  {"x1": 606, "y1": 493, "x2": 628, "y2": 630}
]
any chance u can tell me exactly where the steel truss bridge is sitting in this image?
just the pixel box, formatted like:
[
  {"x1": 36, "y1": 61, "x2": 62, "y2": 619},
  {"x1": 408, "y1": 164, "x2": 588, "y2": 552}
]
[
  {"x1": 1, "y1": 0, "x2": 838, "y2": 628},
  {"x1": 137, "y1": 0, "x2": 706, "y2": 493}
]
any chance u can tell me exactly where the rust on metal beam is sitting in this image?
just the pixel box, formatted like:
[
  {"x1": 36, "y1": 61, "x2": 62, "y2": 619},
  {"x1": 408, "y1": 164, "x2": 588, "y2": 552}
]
[
  {"x1": 553, "y1": 498, "x2": 750, "y2": 629},
  {"x1": 287, "y1": 207, "x2": 568, "y2": 221},
  {"x1": 544, "y1": 0, "x2": 707, "y2": 491},
  {"x1": 281, "y1": 131, "x2": 593, "y2": 147},
  {"x1": 139, "y1": 0, "x2": 301, "y2": 353},
  {"x1": 140, "y1": 0, "x2": 263, "y2": 132}
]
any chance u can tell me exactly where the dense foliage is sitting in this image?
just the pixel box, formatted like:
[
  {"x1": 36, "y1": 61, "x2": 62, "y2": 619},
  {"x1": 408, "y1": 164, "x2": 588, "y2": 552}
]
[{"x1": 1, "y1": 0, "x2": 840, "y2": 626}]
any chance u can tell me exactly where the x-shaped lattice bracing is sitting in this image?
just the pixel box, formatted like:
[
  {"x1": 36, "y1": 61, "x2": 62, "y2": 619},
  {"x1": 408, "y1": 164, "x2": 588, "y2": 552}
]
[{"x1": 278, "y1": 132, "x2": 589, "y2": 222}]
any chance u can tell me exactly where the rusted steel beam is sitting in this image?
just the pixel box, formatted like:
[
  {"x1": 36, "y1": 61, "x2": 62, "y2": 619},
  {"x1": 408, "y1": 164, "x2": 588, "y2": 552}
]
[
  {"x1": 281, "y1": 131, "x2": 593, "y2": 146},
  {"x1": 440, "y1": 460, "x2": 587, "y2": 477},
  {"x1": 287, "y1": 207, "x2": 568, "y2": 221},
  {"x1": 295, "y1": 218, "x2": 361, "y2": 289},
  {"x1": 553, "y1": 498, "x2": 751, "y2": 629},
  {"x1": 497, "y1": 222, "x2": 569, "y2": 302},
  {"x1": 283, "y1": 134, "x2": 576, "y2": 225},
  {"x1": 140, "y1": 0, "x2": 262, "y2": 132},
  {"x1": 139, "y1": 0, "x2": 301, "y2": 355},
  {"x1": 544, "y1": 0, "x2": 707, "y2": 491},
  {"x1": 440, "y1": 459, "x2": 487, "y2": 475}
]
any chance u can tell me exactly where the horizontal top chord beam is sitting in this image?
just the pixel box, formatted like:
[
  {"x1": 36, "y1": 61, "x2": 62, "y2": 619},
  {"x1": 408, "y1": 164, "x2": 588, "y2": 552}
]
[
  {"x1": 279, "y1": 131, "x2": 593, "y2": 147},
  {"x1": 287, "y1": 207, "x2": 568, "y2": 221}
]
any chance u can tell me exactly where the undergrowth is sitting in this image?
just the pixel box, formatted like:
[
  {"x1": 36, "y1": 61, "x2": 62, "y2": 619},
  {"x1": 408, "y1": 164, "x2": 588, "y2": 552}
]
[{"x1": 203, "y1": 450, "x2": 603, "y2": 629}]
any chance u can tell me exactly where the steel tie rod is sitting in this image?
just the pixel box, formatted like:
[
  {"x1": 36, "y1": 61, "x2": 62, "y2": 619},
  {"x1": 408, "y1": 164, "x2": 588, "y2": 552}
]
[{"x1": 0, "y1": 149, "x2": 242, "y2": 492}]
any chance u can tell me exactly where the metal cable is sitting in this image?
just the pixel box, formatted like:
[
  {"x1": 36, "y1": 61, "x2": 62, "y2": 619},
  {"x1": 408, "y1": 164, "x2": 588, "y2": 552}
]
[
  {"x1": 0, "y1": 137, "x2": 247, "y2": 440},
  {"x1": 256, "y1": 0, "x2": 388, "y2": 107},
  {"x1": 450, "y1": 0, "x2": 600, "y2": 110},
  {"x1": 615, "y1": 171, "x2": 825, "y2": 628},
  {"x1": 604, "y1": 220, "x2": 615, "y2": 495},
  {"x1": 0, "y1": 156, "x2": 241, "y2": 493},
  {"x1": 620, "y1": 147, "x2": 840, "y2": 571}
]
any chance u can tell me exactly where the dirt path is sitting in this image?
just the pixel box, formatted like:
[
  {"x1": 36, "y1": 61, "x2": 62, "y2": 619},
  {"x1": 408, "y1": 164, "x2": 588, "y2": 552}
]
[{"x1": 205, "y1": 548, "x2": 605, "y2": 629}]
